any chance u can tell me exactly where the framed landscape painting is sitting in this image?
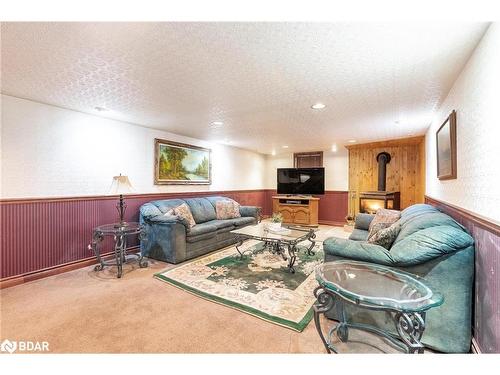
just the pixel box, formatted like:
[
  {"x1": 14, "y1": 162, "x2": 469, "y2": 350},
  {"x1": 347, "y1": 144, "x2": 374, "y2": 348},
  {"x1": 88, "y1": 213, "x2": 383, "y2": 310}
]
[
  {"x1": 436, "y1": 110, "x2": 457, "y2": 180},
  {"x1": 154, "y1": 138, "x2": 211, "y2": 185}
]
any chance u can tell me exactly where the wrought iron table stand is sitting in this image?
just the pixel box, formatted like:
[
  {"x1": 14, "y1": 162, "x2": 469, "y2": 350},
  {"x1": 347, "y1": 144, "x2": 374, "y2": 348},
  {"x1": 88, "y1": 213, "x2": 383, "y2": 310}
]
[
  {"x1": 313, "y1": 286, "x2": 428, "y2": 354},
  {"x1": 234, "y1": 227, "x2": 316, "y2": 273},
  {"x1": 89, "y1": 222, "x2": 148, "y2": 278}
]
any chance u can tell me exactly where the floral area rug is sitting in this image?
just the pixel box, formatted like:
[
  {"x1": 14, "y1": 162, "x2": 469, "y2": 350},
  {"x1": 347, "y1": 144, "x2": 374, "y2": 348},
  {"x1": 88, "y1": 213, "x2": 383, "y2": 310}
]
[{"x1": 155, "y1": 239, "x2": 325, "y2": 331}]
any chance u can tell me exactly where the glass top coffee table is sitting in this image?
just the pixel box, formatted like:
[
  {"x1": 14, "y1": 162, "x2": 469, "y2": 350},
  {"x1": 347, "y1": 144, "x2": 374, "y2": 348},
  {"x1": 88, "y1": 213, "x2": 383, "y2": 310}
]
[
  {"x1": 313, "y1": 260, "x2": 444, "y2": 353},
  {"x1": 231, "y1": 223, "x2": 317, "y2": 273}
]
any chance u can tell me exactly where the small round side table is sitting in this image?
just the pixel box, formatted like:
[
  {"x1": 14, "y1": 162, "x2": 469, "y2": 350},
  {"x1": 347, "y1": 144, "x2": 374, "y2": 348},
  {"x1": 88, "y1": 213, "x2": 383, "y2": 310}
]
[{"x1": 89, "y1": 222, "x2": 148, "y2": 278}]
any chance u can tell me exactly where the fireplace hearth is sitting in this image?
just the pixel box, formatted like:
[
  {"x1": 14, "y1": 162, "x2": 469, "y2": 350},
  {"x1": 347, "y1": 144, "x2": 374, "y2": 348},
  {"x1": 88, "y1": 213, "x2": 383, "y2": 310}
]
[{"x1": 359, "y1": 151, "x2": 401, "y2": 214}]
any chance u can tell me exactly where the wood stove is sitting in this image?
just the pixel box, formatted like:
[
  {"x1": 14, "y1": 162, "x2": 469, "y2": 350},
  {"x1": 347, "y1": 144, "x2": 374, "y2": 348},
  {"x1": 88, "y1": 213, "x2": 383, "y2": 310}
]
[
  {"x1": 359, "y1": 151, "x2": 401, "y2": 214},
  {"x1": 359, "y1": 191, "x2": 401, "y2": 214}
]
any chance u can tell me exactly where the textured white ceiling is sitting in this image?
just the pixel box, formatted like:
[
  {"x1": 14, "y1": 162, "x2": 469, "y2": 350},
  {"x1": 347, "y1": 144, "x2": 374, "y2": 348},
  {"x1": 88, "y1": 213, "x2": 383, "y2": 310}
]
[{"x1": 0, "y1": 22, "x2": 489, "y2": 154}]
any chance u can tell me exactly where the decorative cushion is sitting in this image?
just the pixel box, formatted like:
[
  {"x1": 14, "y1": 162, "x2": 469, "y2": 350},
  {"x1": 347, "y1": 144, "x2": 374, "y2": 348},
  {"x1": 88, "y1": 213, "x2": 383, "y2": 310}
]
[
  {"x1": 172, "y1": 203, "x2": 196, "y2": 228},
  {"x1": 215, "y1": 200, "x2": 241, "y2": 220},
  {"x1": 368, "y1": 221, "x2": 402, "y2": 249},
  {"x1": 163, "y1": 208, "x2": 175, "y2": 217},
  {"x1": 367, "y1": 222, "x2": 392, "y2": 238},
  {"x1": 368, "y1": 208, "x2": 401, "y2": 238},
  {"x1": 184, "y1": 198, "x2": 217, "y2": 224}
]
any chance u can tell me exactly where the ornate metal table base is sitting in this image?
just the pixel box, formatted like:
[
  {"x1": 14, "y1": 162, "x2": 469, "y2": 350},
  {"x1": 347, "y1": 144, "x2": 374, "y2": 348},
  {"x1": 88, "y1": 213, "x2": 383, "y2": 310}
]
[
  {"x1": 235, "y1": 229, "x2": 316, "y2": 273},
  {"x1": 89, "y1": 223, "x2": 148, "y2": 278},
  {"x1": 313, "y1": 286, "x2": 427, "y2": 354}
]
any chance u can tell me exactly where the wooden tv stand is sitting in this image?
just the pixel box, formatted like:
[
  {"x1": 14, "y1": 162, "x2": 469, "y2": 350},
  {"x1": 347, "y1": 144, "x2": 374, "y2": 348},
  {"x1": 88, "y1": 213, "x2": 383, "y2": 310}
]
[{"x1": 272, "y1": 195, "x2": 320, "y2": 227}]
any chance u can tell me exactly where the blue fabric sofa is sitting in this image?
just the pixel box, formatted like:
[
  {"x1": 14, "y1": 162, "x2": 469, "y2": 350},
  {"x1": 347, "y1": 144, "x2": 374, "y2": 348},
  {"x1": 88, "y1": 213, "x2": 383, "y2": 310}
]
[
  {"x1": 139, "y1": 196, "x2": 261, "y2": 264},
  {"x1": 323, "y1": 204, "x2": 475, "y2": 353}
]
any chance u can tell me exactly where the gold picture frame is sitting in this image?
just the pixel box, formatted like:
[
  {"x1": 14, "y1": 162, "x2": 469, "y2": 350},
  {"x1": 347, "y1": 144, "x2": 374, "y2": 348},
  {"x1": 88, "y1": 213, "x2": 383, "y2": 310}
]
[
  {"x1": 436, "y1": 110, "x2": 457, "y2": 180},
  {"x1": 154, "y1": 138, "x2": 211, "y2": 185}
]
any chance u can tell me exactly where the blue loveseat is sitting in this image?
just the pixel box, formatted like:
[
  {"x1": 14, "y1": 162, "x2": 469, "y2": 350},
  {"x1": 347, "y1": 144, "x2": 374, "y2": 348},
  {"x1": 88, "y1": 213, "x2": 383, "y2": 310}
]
[
  {"x1": 140, "y1": 196, "x2": 261, "y2": 264},
  {"x1": 323, "y1": 204, "x2": 475, "y2": 353}
]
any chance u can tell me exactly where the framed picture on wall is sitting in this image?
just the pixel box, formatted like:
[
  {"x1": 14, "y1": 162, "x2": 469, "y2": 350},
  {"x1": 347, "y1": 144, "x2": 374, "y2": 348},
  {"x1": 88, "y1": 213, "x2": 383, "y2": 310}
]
[
  {"x1": 436, "y1": 110, "x2": 457, "y2": 180},
  {"x1": 154, "y1": 138, "x2": 211, "y2": 185}
]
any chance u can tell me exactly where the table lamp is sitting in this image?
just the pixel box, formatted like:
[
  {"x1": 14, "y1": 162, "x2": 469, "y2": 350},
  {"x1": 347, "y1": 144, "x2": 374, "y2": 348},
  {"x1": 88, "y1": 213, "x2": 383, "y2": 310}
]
[{"x1": 108, "y1": 174, "x2": 134, "y2": 227}]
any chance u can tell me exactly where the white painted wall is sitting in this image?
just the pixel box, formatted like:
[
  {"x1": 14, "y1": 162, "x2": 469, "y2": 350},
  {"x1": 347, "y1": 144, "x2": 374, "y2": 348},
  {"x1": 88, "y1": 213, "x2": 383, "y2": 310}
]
[
  {"x1": 425, "y1": 24, "x2": 500, "y2": 223},
  {"x1": 1, "y1": 95, "x2": 349, "y2": 199},
  {"x1": 1, "y1": 95, "x2": 267, "y2": 198},
  {"x1": 265, "y1": 149, "x2": 349, "y2": 191}
]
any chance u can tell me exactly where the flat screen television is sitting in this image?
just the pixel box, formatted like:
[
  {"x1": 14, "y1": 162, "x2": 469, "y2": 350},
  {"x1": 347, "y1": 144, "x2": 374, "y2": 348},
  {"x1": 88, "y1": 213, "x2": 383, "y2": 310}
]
[{"x1": 277, "y1": 168, "x2": 325, "y2": 195}]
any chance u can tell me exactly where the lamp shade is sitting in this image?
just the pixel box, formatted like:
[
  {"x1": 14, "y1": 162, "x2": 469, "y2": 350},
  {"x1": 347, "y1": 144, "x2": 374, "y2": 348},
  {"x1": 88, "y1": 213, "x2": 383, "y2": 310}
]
[{"x1": 108, "y1": 175, "x2": 134, "y2": 195}]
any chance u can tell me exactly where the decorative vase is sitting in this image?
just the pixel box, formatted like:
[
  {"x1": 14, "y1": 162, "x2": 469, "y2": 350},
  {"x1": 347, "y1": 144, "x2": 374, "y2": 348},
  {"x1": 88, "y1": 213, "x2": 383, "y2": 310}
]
[{"x1": 269, "y1": 222, "x2": 282, "y2": 231}]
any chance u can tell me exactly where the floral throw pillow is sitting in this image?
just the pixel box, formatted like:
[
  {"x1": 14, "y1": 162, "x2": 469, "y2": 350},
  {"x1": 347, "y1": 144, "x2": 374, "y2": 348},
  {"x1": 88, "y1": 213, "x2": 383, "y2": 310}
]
[
  {"x1": 368, "y1": 221, "x2": 402, "y2": 249},
  {"x1": 163, "y1": 208, "x2": 175, "y2": 217},
  {"x1": 367, "y1": 222, "x2": 391, "y2": 239},
  {"x1": 215, "y1": 200, "x2": 241, "y2": 220},
  {"x1": 172, "y1": 203, "x2": 196, "y2": 228},
  {"x1": 367, "y1": 208, "x2": 401, "y2": 238}
]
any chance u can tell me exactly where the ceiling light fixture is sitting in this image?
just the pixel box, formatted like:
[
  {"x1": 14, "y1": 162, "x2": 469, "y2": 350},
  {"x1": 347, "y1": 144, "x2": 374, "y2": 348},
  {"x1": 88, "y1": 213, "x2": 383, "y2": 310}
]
[
  {"x1": 271, "y1": 150, "x2": 276, "y2": 156},
  {"x1": 331, "y1": 144, "x2": 338, "y2": 152},
  {"x1": 311, "y1": 103, "x2": 326, "y2": 110},
  {"x1": 282, "y1": 145, "x2": 289, "y2": 149},
  {"x1": 211, "y1": 121, "x2": 223, "y2": 126},
  {"x1": 348, "y1": 140, "x2": 357, "y2": 143}
]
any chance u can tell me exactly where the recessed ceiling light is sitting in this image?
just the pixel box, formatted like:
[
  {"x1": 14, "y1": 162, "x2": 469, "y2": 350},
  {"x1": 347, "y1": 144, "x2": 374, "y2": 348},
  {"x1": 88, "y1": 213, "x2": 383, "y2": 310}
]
[
  {"x1": 348, "y1": 140, "x2": 357, "y2": 143},
  {"x1": 311, "y1": 103, "x2": 326, "y2": 110},
  {"x1": 211, "y1": 121, "x2": 223, "y2": 126},
  {"x1": 94, "y1": 106, "x2": 108, "y2": 112},
  {"x1": 282, "y1": 145, "x2": 289, "y2": 149}
]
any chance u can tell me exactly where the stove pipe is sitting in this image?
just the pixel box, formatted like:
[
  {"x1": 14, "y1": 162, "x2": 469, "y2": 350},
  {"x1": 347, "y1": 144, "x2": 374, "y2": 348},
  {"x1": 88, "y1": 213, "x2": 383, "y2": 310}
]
[{"x1": 376, "y1": 152, "x2": 391, "y2": 191}]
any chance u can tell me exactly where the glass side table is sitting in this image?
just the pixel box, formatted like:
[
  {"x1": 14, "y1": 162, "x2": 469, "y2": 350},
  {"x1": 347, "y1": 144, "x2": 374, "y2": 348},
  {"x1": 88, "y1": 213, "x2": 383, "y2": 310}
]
[
  {"x1": 89, "y1": 222, "x2": 148, "y2": 278},
  {"x1": 313, "y1": 260, "x2": 443, "y2": 354}
]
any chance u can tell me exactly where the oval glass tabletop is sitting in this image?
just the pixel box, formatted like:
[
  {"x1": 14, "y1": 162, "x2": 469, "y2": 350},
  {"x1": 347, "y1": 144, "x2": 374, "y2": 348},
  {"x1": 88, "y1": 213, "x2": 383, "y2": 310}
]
[
  {"x1": 95, "y1": 222, "x2": 142, "y2": 234},
  {"x1": 316, "y1": 260, "x2": 443, "y2": 312},
  {"x1": 231, "y1": 222, "x2": 315, "y2": 241}
]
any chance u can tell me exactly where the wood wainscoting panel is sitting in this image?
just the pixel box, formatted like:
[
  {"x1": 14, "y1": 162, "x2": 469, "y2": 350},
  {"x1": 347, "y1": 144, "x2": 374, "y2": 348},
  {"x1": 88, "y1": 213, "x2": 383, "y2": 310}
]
[
  {"x1": 425, "y1": 195, "x2": 500, "y2": 354},
  {"x1": 0, "y1": 190, "x2": 269, "y2": 284},
  {"x1": 1, "y1": 189, "x2": 348, "y2": 287},
  {"x1": 317, "y1": 191, "x2": 349, "y2": 226},
  {"x1": 347, "y1": 136, "x2": 425, "y2": 214}
]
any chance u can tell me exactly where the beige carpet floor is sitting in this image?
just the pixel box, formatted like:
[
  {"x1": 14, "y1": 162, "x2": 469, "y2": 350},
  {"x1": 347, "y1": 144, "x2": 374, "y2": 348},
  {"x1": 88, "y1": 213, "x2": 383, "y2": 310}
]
[{"x1": 0, "y1": 225, "x2": 421, "y2": 353}]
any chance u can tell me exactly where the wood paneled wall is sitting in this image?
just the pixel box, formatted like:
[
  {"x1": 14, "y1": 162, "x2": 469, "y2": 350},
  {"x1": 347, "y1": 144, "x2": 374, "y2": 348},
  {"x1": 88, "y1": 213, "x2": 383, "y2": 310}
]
[
  {"x1": 347, "y1": 136, "x2": 425, "y2": 214},
  {"x1": 0, "y1": 189, "x2": 269, "y2": 283}
]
